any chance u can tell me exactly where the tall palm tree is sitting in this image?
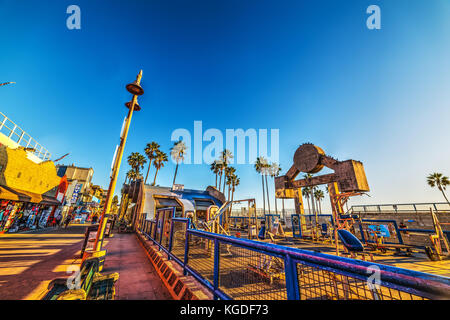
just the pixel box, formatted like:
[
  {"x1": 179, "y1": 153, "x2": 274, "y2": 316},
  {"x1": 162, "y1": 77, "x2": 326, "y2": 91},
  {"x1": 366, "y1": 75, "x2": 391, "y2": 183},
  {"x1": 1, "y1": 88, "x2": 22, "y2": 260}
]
[
  {"x1": 302, "y1": 187, "x2": 311, "y2": 214},
  {"x1": 216, "y1": 161, "x2": 225, "y2": 193},
  {"x1": 126, "y1": 169, "x2": 139, "y2": 183},
  {"x1": 170, "y1": 140, "x2": 187, "y2": 187},
  {"x1": 255, "y1": 157, "x2": 267, "y2": 215},
  {"x1": 231, "y1": 174, "x2": 240, "y2": 203},
  {"x1": 127, "y1": 152, "x2": 147, "y2": 176},
  {"x1": 220, "y1": 149, "x2": 234, "y2": 193},
  {"x1": 270, "y1": 163, "x2": 282, "y2": 215},
  {"x1": 303, "y1": 173, "x2": 316, "y2": 216},
  {"x1": 225, "y1": 166, "x2": 236, "y2": 200},
  {"x1": 210, "y1": 160, "x2": 220, "y2": 188},
  {"x1": 314, "y1": 189, "x2": 325, "y2": 214},
  {"x1": 152, "y1": 150, "x2": 168, "y2": 186},
  {"x1": 263, "y1": 162, "x2": 271, "y2": 214},
  {"x1": 144, "y1": 142, "x2": 160, "y2": 184},
  {"x1": 427, "y1": 173, "x2": 450, "y2": 206}
]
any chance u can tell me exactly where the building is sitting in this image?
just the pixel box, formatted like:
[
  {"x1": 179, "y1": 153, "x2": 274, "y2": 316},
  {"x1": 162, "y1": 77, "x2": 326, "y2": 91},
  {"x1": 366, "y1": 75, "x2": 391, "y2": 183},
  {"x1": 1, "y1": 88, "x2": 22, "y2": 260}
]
[
  {"x1": 56, "y1": 165, "x2": 94, "y2": 204},
  {"x1": 0, "y1": 112, "x2": 66, "y2": 233}
]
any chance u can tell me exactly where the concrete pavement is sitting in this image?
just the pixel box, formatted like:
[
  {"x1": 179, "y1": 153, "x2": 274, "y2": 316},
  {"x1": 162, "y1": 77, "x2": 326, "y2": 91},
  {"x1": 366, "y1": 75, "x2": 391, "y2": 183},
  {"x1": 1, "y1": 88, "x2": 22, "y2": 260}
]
[
  {"x1": 0, "y1": 225, "x2": 86, "y2": 299},
  {"x1": 102, "y1": 232, "x2": 172, "y2": 300},
  {"x1": 0, "y1": 224, "x2": 172, "y2": 300}
]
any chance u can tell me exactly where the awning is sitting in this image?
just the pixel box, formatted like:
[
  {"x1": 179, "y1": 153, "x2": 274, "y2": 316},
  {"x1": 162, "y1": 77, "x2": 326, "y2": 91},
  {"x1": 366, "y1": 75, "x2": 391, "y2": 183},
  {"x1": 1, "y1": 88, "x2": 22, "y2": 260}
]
[
  {"x1": 0, "y1": 186, "x2": 31, "y2": 202},
  {"x1": 154, "y1": 197, "x2": 181, "y2": 208},
  {"x1": 17, "y1": 189, "x2": 42, "y2": 203},
  {"x1": 40, "y1": 195, "x2": 62, "y2": 206}
]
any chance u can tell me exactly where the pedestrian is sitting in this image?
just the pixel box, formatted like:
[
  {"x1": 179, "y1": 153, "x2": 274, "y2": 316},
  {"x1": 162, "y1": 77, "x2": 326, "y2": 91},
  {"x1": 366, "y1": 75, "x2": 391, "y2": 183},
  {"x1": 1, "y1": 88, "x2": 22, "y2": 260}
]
[
  {"x1": 55, "y1": 212, "x2": 62, "y2": 228},
  {"x1": 92, "y1": 215, "x2": 98, "y2": 224},
  {"x1": 64, "y1": 214, "x2": 72, "y2": 228}
]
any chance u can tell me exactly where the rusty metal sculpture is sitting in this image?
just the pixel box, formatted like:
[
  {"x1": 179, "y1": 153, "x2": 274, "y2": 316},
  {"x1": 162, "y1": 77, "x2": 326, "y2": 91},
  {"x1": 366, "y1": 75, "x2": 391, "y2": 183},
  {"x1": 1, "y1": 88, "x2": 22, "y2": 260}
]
[{"x1": 275, "y1": 143, "x2": 370, "y2": 254}]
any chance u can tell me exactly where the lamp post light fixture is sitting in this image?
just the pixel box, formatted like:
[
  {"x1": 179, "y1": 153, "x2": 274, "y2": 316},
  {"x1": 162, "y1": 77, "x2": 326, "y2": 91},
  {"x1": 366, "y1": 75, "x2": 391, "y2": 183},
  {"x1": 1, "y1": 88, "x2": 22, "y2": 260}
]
[
  {"x1": 0, "y1": 82, "x2": 16, "y2": 87},
  {"x1": 90, "y1": 70, "x2": 144, "y2": 261}
]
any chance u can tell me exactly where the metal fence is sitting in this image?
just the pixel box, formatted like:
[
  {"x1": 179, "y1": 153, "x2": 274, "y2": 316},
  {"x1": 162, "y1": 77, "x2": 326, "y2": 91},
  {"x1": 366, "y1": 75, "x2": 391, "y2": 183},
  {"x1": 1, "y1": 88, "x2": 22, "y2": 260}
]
[
  {"x1": 138, "y1": 208, "x2": 450, "y2": 300},
  {"x1": 0, "y1": 111, "x2": 51, "y2": 161},
  {"x1": 349, "y1": 202, "x2": 450, "y2": 214}
]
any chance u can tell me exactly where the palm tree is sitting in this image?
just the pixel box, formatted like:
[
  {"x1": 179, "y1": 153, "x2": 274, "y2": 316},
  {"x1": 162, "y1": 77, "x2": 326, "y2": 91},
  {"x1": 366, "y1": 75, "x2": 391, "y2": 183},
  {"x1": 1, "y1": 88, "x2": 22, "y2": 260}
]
[
  {"x1": 231, "y1": 174, "x2": 240, "y2": 203},
  {"x1": 314, "y1": 189, "x2": 325, "y2": 214},
  {"x1": 127, "y1": 152, "x2": 147, "y2": 177},
  {"x1": 427, "y1": 173, "x2": 450, "y2": 206},
  {"x1": 230, "y1": 174, "x2": 240, "y2": 214},
  {"x1": 210, "y1": 160, "x2": 220, "y2": 188},
  {"x1": 255, "y1": 157, "x2": 267, "y2": 215},
  {"x1": 270, "y1": 163, "x2": 282, "y2": 215},
  {"x1": 152, "y1": 150, "x2": 168, "y2": 186},
  {"x1": 216, "y1": 161, "x2": 225, "y2": 193},
  {"x1": 144, "y1": 142, "x2": 160, "y2": 184},
  {"x1": 302, "y1": 187, "x2": 311, "y2": 214},
  {"x1": 126, "y1": 169, "x2": 139, "y2": 183},
  {"x1": 170, "y1": 140, "x2": 187, "y2": 187},
  {"x1": 220, "y1": 149, "x2": 234, "y2": 193},
  {"x1": 263, "y1": 162, "x2": 271, "y2": 214},
  {"x1": 303, "y1": 174, "x2": 316, "y2": 216},
  {"x1": 225, "y1": 166, "x2": 236, "y2": 200}
]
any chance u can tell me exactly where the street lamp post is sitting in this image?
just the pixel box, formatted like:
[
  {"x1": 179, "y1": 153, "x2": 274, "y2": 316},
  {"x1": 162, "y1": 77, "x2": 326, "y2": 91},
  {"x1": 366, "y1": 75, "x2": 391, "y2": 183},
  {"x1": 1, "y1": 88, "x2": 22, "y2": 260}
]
[{"x1": 91, "y1": 70, "x2": 144, "y2": 255}]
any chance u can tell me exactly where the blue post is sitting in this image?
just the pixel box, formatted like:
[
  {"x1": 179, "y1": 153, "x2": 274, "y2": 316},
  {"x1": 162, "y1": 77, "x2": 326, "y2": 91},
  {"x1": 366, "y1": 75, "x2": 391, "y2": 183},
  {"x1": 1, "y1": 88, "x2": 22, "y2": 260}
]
[
  {"x1": 168, "y1": 219, "x2": 175, "y2": 260},
  {"x1": 358, "y1": 223, "x2": 366, "y2": 244},
  {"x1": 183, "y1": 229, "x2": 190, "y2": 276},
  {"x1": 284, "y1": 255, "x2": 300, "y2": 300},
  {"x1": 392, "y1": 220, "x2": 404, "y2": 245},
  {"x1": 213, "y1": 238, "x2": 220, "y2": 300}
]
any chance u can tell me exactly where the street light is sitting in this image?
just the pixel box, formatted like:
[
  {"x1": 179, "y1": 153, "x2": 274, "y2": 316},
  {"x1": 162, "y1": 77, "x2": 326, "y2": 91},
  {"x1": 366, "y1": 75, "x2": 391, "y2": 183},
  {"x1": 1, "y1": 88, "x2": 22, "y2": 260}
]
[
  {"x1": 89, "y1": 70, "x2": 144, "y2": 264},
  {"x1": 0, "y1": 82, "x2": 16, "y2": 87}
]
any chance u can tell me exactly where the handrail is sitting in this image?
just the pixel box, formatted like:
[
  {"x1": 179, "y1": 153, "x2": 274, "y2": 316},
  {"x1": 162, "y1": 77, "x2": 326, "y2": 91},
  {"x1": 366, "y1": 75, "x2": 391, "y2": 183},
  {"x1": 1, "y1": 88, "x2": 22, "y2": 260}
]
[
  {"x1": 138, "y1": 215, "x2": 450, "y2": 300},
  {"x1": 0, "y1": 111, "x2": 51, "y2": 161},
  {"x1": 186, "y1": 229, "x2": 450, "y2": 299}
]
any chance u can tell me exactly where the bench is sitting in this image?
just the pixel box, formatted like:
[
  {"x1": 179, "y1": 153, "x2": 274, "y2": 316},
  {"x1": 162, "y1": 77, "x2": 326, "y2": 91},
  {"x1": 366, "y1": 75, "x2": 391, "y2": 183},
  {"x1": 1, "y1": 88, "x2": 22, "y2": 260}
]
[
  {"x1": 41, "y1": 257, "x2": 119, "y2": 300},
  {"x1": 338, "y1": 229, "x2": 374, "y2": 262}
]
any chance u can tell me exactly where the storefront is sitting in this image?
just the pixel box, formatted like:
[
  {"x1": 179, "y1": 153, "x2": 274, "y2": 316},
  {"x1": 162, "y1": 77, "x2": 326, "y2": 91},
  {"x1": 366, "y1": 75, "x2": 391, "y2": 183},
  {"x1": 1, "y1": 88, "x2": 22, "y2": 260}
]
[{"x1": 0, "y1": 188, "x2": 62, "y2": 233}]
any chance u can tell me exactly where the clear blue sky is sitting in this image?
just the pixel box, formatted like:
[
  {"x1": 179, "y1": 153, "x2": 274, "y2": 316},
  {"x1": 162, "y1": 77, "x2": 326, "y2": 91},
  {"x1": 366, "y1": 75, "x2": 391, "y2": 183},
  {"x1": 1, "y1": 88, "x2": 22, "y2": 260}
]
[{"x1": 1, "y1": 0, "x2": 450, "y2": 211}]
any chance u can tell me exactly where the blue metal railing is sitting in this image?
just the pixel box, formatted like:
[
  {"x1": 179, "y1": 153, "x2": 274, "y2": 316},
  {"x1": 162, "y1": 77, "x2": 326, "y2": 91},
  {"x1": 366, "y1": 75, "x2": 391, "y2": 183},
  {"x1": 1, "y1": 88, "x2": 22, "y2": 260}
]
[{"x1": 137, "y1": 210, "x2": 450, "y2": 300}]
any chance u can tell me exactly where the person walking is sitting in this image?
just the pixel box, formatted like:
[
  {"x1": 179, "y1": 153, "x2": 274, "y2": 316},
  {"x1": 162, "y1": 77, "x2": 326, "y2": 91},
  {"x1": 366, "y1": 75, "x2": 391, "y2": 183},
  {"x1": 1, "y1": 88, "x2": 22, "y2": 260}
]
[
  {"x1": 64, "y1": 213, "x2": 72, "y2": 228},
  {"x1": 55, "y1": 212, "x2": 62, "y2": 228}
]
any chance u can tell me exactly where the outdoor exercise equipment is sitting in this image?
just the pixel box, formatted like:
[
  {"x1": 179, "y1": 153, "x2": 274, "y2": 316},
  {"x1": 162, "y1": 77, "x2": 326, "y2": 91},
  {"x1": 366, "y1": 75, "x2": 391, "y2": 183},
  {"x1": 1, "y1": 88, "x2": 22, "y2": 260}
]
[
  {"x1": 291, "y1": 213, "x2": 335, "y2": 242},
  {"x1": 247, "y1": 254, "x2": 286, "y2": 285},
  {"x1": 358, "y1": 219, "x2": 414, "y2": 256},
  {"x1": 426, "y1": 209, "x2": 450, "y2": 261},
  {"x1": 249, "y1": 220, "x2": 286, "y2": 284},
  {"x1": 217, "y1": 199, "x2": 258, "y2": 239},
  {"x1": 338, "y1": 229, "x2": 374, "y2": 262},
  {"x1": 275, "y1": 143, "x2": 370, "y2": 255}
]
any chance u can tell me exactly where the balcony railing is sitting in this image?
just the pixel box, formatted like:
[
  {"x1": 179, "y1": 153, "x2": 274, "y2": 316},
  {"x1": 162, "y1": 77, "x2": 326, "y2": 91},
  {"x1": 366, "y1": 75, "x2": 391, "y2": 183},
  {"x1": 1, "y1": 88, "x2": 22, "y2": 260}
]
[{"x1": 0, "y1": 112, "x2": 51, "y2": 161}]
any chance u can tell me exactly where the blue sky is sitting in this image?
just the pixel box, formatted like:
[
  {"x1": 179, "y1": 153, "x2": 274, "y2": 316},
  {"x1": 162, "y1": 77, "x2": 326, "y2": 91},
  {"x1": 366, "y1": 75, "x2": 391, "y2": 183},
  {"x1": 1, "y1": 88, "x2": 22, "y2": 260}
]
[{"x1": 1, "y1": 0, "x2": 450, "y2": 211}]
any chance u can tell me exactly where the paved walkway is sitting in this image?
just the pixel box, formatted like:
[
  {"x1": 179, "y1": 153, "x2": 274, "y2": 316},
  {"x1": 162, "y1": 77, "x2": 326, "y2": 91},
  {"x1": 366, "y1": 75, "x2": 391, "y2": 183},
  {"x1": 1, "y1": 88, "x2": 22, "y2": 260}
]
[
  {"x1": 0, "y1": 225, "x2": 86, "y2": 299},
  {"x1": 0, "y1": 225, "x2": 172, "y2": 300},
  {"x1": 102, "y1": 232, "x2": 172, "y2": 300}
]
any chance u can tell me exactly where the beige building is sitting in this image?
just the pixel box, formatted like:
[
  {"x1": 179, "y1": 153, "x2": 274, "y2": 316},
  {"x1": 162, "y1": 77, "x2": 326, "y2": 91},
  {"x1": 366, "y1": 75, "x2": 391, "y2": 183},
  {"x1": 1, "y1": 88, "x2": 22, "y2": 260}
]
[{"x1": 56, "y1": 165, "x2": 94, "y2": 205}]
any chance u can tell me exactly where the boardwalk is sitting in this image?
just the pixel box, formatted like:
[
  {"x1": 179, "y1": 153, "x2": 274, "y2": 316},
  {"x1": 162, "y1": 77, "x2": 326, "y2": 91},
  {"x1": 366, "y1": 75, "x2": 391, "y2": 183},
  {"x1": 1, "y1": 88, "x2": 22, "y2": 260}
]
[
  {"x1": 0, "y1": 225, "x2": 171, "y2": 300},
  {"x1": 102, "y1": 232, "x2": 172, "y2": 300},
  {"x1": 0, "y1": 225, "x2": 86, "y2": 300}
]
